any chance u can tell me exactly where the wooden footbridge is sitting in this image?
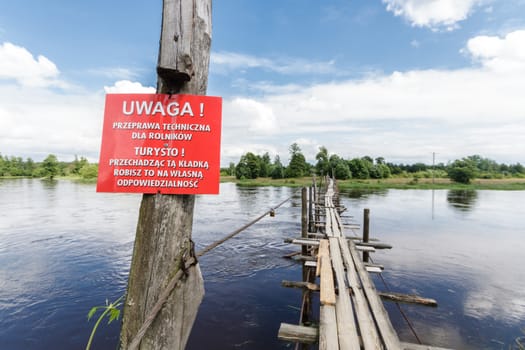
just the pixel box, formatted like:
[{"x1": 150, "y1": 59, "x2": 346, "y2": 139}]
[{"x1": 279, "y1": 178, "x2": 449, "y2": 350}]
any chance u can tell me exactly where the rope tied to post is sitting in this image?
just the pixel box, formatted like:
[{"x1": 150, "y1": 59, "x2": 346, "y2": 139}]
[{"x1": 127, "y1": 196, "x2": 291, "y2": 350}]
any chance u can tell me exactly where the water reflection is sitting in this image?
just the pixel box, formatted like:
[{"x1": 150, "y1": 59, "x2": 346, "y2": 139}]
[
  {"x1": 341, "y1": 189, "x2": 525, "y2": 349},
  {"x1": 446, "y1": 189, "x2": 478, "y2": 212},
  {"x1": 1, "y1": 181, "x2": 524, "y2": 349},
  {"x1": 340, "y1": 188, "x2": 388, "y2": 199}
]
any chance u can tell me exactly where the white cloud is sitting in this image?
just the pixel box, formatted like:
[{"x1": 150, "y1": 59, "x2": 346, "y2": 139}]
[
  {"x1": 0, "y1": 84, "x2": 104, "y2": 161},
  {"x1": 220, "y1": 29, "x2": 525, "y2": 165},
  {"x1": 2, "y1": 29, "x2": 525, "y2": 166},
  {"x1": 0, "y1": 42, "x2": 67, "y2": 88},
  {"x1": 104, "y1": 80, "x2": 155, "y2": 93},
  {"x1": 230, "y1": 98, "x2": 278, "y2": 134},
  {"x1": 211, "y1": 51, "x2": 337, "y2": 75},
  {"x1": 383, "y1": 0, "x2": 486, "y2": 31},
  {"x1": 0, "y1": 44, "x2": 155, "y2": 162},
  {"x1": 466, "y1": 30, "x2": 525, "y2": 72}
]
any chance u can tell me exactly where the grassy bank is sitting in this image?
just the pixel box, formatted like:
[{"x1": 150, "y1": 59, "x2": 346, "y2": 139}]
[
  {"x1": 222, "y1": 176, "x2": 525, "y2": 190},
  {"x1": 4, "y1": 175, "x2": 525, "y2": 190}
]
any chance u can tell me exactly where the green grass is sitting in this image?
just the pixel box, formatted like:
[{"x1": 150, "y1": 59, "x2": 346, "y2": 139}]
[
  {"x1": 4, "y1": 175, "x2": 525, "y2": 190},
  {"x1": 222, "y1": 176, "x2": 525, "y2": 190}
]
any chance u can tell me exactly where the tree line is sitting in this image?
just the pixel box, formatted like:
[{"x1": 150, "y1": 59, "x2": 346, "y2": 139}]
[
  {"x1": 0, "y1": 154, "x2": 98, "y2": 180},
  {"x1": 2, "y1": 147, "x2": 524, "y2": 184},
  {"x1": 224, "y1": 144, "x2": 525, "y2": 184}
]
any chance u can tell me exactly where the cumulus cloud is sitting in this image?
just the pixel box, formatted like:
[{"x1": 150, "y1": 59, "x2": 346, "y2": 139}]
[
  {"x1": 104, "y1": 80, "x2": 155, "y2": 93},
  {"x1": 466, "y1": 30, "x2": 525, "y2": 72},
  {"x1": 0, "y1": 42, "x2": 67, "y2": 88},
  {"x1": 2, "y1": 28, "x2": 525, "y2": 166},
  {"x1": 383, "y1": 0, "x2": 486, "y2": 31},
  {"x1": 220, "y1": 29, "x2": 525, "y2": 164},
  {"x1": 230, "y1": 98, "x2": 278, "y2": 133},
  {"x1": 0, "y1": 43, "x2": 156, "y2": 161}
]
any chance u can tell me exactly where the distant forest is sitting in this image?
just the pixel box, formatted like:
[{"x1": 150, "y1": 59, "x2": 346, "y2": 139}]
[
  {"x1": 2, "y1": 144, "x2": 524, "y2": 184},
  {"x1": 0, "y1": 154, "x2": 97, "y2": 180},
  {"x1": 224, "y1": 143, "x2": 525, "y2": 184}
]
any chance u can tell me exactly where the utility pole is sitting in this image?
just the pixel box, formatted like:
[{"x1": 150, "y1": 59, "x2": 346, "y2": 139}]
[
  {"x1": 432, "y1": 152, "x2": 436, "y2": 185},
  {"x1": 119, "y1": 1, "x2": 212, "y2": 349}
]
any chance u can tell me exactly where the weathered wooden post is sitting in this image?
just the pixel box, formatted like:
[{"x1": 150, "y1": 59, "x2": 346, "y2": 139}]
[
  {"x1": 308, "y1": 186, "x2": 313, "y2": 233},
  {"x1": 362, "y1": 208, "x2": 370, "y2": 263},
  {"x1": 119, "y1": 1, "x2": 212, "y2": 349},
  {"x1": 301, "y1": 187, "x2": 308, "y2": 255}
]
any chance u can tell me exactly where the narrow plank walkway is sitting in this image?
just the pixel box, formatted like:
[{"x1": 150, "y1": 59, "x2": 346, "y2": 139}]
[
  {"x1": 319, "y1": 179, "x2": 401, "y2": 349},
  {"x1": 279, "y1": 178, "x2": 452, "y2": 350}
]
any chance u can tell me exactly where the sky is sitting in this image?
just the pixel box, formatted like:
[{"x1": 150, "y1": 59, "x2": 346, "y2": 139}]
[{"x1": 1, "y1": 0, "x2": 524, "y2": 166}]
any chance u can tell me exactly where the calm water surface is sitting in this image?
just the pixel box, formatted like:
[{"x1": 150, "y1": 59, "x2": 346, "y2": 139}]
[{"x1": 0, "y1": 179, "x2": 523, "y2": 349}]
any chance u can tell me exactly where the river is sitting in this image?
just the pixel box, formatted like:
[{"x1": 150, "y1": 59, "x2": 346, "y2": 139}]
[{"x1": 0, "y1": 179, "x2": 523, "y2": 349}]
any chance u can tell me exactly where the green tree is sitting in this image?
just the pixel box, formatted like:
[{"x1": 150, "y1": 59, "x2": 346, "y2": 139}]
[
  {"x1": 347, "y1": 158, "x2": 370, "y2": 179},
  {"x1": 79, "y1": 164, "x2": 98, "y2": 179},
  {"x1": 334, "y1": 161, "x2": 351, "y2": 180},
  {"x1": 228, "y1": 162, "x2": 236, "y2": 176},
  {"x1": 447, "y1": 158, "x2": 477, "y2": 184},
  {"x1": 271, "y1": 155, "x2": 285, "y2": 179},
  {"x1": 286, "y1": 143, "x2": 308, "y2": 178},
  {"x1": 41, "y1": 154, "x2": 59, "y2": 179},
  {"x1": 0, "y1": 154, "x2": 4, "y2": 176},
  {"x1": 370, "y1": 163, "x2": 391, "y2": 179},
  {"x1": 235, "y1": 152, "x2": 260, "y2": 179},
  {"x1": 328, "y1": 154, "x2": 351, "y2": 180},
  {"x1": 510, "y1": 163, "x2": 525, "y2": 176},
  {"x1": 315, "y1": 146, "x2": 330, "y2": 176},
  {"x1": 24, "y1": 158, "x2": 36, "y2": 177},
  {"x1": 375, "y1": 157, "x2": 385, "y2": 165},
  {"x1": 70, "y1": 155, "x2": 89, "y2": 175},
  {"x1": 259, "y1": 152, "x2": 271, "y2": 178},
  {"x1": 386, "y1": 162, "x2": 403, "y2": 175}
]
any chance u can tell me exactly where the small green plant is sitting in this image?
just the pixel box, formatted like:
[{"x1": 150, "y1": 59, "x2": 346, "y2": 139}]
[{"x1": 86, "y1": 295, "x2": 124, "y2": 350}]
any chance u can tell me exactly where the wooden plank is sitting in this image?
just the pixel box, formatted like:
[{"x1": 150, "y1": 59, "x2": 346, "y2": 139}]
[
  {"x1": 305, "y1": 261, "x2": 317, "y2": 268},
  {"x1": 320, "y1": 304, "x2": 339, "y2": 350},
  {"x1": 281, "y1": 280, "x2": 320, "y2": 291},
  {"x1": 285, "y1": 238, "x2": 321, "y2": 246},
  {"x1": 319, "y1": 240, "x2": 336, "y2": 306},
  {"x1": 278, "y1": 323, "x2": 319, "y2": 344},
  {"x1": 290, "y1": 254, "x2": 316, "y2": 262},
  {"x1": 364, "y1": 263, "x2": 385, "y2": 270},
  {"x1": 358, "y1": 242, "x2": 393, "y2": 249},
  {"x1": 338, "y1": 236, "x2": 382, "y2": 350},
  {"x1": 379, "y1": 292, "x2": 438, "y2": 307},
  {"x1": 365, "y1": 266, "x2": 383, "y2": 273},
  {"x1": 346, "y1": 238, "x2": 403, "y2": 350},
  {"x1": 328, "y1": 237, "x2": 360, "y2": 350},
  {"x1": 325, "y1": 206, "x2": 333, "y2": 235},
  {"x1": 355, "y1": 245, "x2": 376, "y2": 252},
  {"x1": 343, "y1": 225, "x2": 361, "y2": 229}
]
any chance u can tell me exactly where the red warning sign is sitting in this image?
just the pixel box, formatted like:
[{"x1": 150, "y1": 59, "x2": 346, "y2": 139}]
[{"x1": 96, "y1": 94, "x2": 222, "y2": 194}]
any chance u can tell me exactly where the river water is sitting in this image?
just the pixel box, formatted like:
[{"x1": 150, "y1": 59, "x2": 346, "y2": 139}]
[{"x1": 0, "y1": 179, "x2": 523, "y2": 349}]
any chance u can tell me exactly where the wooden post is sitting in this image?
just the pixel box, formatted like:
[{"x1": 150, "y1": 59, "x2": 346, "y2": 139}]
[
  {"x1": 363, "y1": 208, "x2": 370, "y2": 263},
  {"x1": 119, "y1": 1, "x2": 212, "y2": 349},
  {"x1": 308, "y1": 186, "x2": 313, "y2": 233},
  {"x1": 301, "y1": 187, "x2": 308, "y2": 255}
]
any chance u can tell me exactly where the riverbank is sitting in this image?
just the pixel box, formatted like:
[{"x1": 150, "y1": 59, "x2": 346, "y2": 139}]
[
  {"x1": 4, "y1": 175, "x2": 524, "y2": 190},
  {"x1": 223, "y1": 176, "x2": 525, "y2": 190}
]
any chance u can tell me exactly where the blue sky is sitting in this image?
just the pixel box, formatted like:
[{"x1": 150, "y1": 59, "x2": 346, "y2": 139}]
[{"x1": 1, "y1": 0, "x2": 524, "y2": 166}]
